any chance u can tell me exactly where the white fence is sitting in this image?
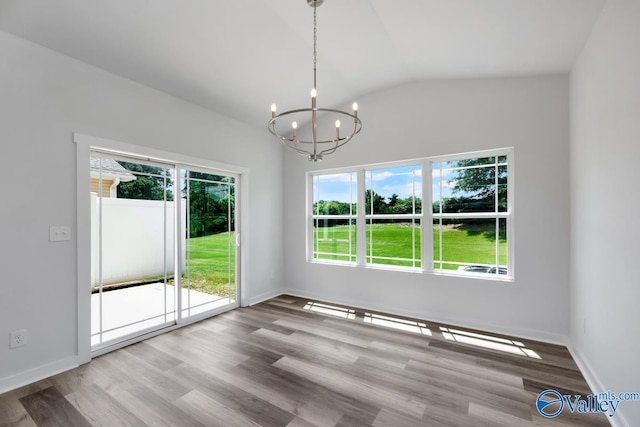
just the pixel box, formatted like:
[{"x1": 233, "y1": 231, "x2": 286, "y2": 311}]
[{"x1": 91, "y1": 194, "x2": 186, "y2": 287}]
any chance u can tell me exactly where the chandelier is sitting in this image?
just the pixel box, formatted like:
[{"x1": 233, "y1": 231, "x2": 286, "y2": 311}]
[{"x1": 268, "y1": 0, "x2": 362, "y2": 162}]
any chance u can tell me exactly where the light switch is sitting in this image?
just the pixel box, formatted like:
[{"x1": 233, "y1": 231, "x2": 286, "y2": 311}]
[{"x1": 49, "y1": 226, "x2": 71, "y2": 242}]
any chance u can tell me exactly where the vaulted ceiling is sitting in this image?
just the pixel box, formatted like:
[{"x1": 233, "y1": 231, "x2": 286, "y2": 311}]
[{"x1": 0, "y1": 0, "x2": 605, "y2": 128}]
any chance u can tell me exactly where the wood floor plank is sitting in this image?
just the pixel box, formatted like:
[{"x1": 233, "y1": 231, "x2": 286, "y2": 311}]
[
  {"x1": 233, "y1": 356, "x2": 377, "y2": 426},
  {"x1": 19, "y1": 386, "x2": 92, "y2": 427},
  {"x1": 285, "y1": 416, "x2": 318, "y2": 427},
  {"x1": 121, "y1": 340, "x2": 183, "y2": 372},
  {"x1": 174, "y1": 389, "x2": 261, "y2": 427},
  {"x1": 0, "y1": 397, "x2": 37, "y2": 427},
  {"x1": 103, "y1": 382, "x2": 203, "y2": 427},
  {"x1": 190, "y1": 327, "x2": 284, "y2": 365},
  {"x1": 65, "y1": 383, "x2": 146, "y2": 427},
  {"x1": 405, "y1": 356, "x2": 524, "y2": 389},
  {"x1": 90, "y1": 348, "x2": 191, "y2": 403},
  {"x1": 223, "y1": 309, "x2": 299, "y2": 336},
  {"x1": 467, "y1": 402, "x2": 534, "y2": 426},
  {"x1": 47, "y1": 363, "x2": 111, "y2": 398},
  {"x1": 426, "y1": 340, "x2": 592, "y2": 393},
  {"x1": 320, "y1": 316, "x2": 434, "y2": 353},
  {"x1": 272, "y1": 318, "x2": 372, "y2": 348},
  {"x1": 165, "y1": 362, "x2": 297, "y2": 427},
  {"x1": 374, "y1": 407, "x2": 431, "y2": 427},
  {"x1": 273, "y1": 355, "x2": 427, "y2": 419}
]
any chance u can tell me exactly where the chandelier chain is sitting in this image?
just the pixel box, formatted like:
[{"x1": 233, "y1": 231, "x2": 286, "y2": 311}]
[{"x1": 313, "y1": 1, "x2": 317, "y2": 88}]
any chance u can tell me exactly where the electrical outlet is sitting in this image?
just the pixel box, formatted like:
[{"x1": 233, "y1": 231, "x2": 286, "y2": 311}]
[
  {"x1": 10, "y1": 329, "x2": 27, "y2": 349},
  {"x1": 49, "y1": 225, "x2": 71, "y2": 242}
]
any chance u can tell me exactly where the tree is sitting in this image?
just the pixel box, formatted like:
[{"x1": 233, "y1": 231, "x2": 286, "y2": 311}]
[
  {"x1": 116, "y1": 162, "x2": 174, "y2": 201},
  {"x1": 449, "y1": 156, "x2": 507, "y2": 212},
  {"x1": 388, "y1": 193, "x2": 399, "y2": 209},
  {"x1": 389, "y1": 196, "x2": 421, "y2": 215},
  {"x1": 185, "y1": 173, "x2": 234, "y2": 238},
  {"x1": 365, "y1": 189, "x2": 387, "y2": 214},
  {"x1": 314, "y1": 200, "x2": 353, "y2": 216},
  {"x1": 313, "y1": 200, "x2": 353, "y2": 227},
  {"x1": 313, "y1": 191, "x2": 421, "y2": 227}
]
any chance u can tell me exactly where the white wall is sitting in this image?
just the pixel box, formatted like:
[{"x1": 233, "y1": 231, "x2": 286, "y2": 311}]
[
  {"x1": 570, "y1": 0, "x2": 640, "y2": 425},
  {"x1": 0, "y1": 30, "x2": 284, "y2": 391},
  {"x1": 284, "y1": 75, "x2": 571, "y2": 343}
]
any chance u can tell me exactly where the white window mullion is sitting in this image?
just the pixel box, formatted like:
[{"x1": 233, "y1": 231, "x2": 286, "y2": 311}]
[
  {"x1": 507, "y1": 150, "x2": 515, "y2": 277},
  {"x1": 175, "y1": 166, "x2": 184, "y2": 323},
  {"x1": 494, "y1": 157, "x2": 499, "y2": 270},
  {"x1": 349, "y1": 174, "x2": 354, "y2": 262},
  {"x1": 98, "y1": 160, "x2": 104, "y2": 344},
  {"x1": 356, "y1": 168, "x2": 366, "y2": 266},
  {"x1": 422, "y1": 159, "x2": 433, "y2": 272},
  {"x1": 307, "y1": 174, "x2": 315, "y2": 261}
]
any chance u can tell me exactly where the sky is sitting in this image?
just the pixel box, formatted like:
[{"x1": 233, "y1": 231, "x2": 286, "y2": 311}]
[{"x1": 313, "y1": 164, "x2": 458, "y2": 203}]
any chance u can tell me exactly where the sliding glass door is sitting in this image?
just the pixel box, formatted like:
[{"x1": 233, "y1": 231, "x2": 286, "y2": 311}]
[
  {"x1": 90, "y1": 153, "x2": 239, "y2": 350},
  {"x1": 181, "y1": 170, "x2": 237, "y2": 318}
]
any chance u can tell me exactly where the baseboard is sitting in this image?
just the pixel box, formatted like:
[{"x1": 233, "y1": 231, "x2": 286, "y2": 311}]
[
  {"x1": 249, "y1": 288, "x2": 286, "y2": 306},
  {"x1": 284, "y1": 287, "x2": 568, "y2": 346},
  {"x1": 568, "y1": 345, "x2": 628, "y2": 427},
  {"x1": 0, "y1": 356, "x2": 79, "y2": 395}
]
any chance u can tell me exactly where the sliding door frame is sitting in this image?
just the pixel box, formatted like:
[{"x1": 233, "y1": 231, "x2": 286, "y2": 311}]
[{"x1": 75, "y1": 133, "x2": 250, "y2": 363}]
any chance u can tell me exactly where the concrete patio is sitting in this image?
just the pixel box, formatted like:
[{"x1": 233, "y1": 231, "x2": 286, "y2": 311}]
[{"x1": 91, "y1": 282, "x2": 235, "y2": 346}]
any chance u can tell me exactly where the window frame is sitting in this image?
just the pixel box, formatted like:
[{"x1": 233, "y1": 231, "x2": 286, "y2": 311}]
[
  {"x1": 307, "y1": 148, "x2": 514, "y2": 280},
  {"x1": 310, "y1": 172, "x2": 358, "y2": 264},
  {"x1": 364, "y1": 164, "x2": 423, "y2": 269}
]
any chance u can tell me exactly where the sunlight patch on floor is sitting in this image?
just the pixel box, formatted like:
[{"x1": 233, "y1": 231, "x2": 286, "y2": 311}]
[
  {"x1": 440, "y1": 326, "x2": 541, "y2": 359},
  {"x1": 304, "y1": 302, "x2": 356, "y2": 319},
  {"x1": 364, "y1": 312, "x2": 432, "y2": 336}
]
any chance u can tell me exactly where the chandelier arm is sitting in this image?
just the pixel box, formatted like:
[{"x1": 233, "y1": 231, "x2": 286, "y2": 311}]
[
  {"x1": 268, "y1": 108, "x2": 362, "y2": 146},
  {"x1": 319, "y1": 142, "x2": 339, "y2": 156},
  {"x1": 311, "y1": 93, "x2": 318, "y2": 159}
]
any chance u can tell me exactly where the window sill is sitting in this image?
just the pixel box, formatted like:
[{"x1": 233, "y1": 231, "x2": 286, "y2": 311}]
[{"x1": 308, "y1": 259, "x2": 514, "y2": 282}]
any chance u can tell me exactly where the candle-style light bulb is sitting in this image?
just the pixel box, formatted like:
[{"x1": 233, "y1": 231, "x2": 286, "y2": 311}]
[
  {"x1": 335, "y1": 120, "x2": 341, "y2": 128},
  {"x1": 292, "y1": 121, "x2": 298, "y2": 139},
  {"x1": 271, "y1": 104, "x2": 277, "y2": 119},
  {"x1": 335, "y1": 120, "x2": 341, "y2": 140},
  {"x1": 352, "y1": 102, "x2": 358, "y2": 118},
  {"x1": 311, "y1": 88, "x2": 317, "y2": 98}
]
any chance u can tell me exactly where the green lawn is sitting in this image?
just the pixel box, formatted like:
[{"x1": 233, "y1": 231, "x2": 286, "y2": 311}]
[
  {"x1": 181, "y1": 232, "x2": 236, "y2": 296},
  {"x1": 314, "y1": 223, "x2": 506, "y2": 269},
  {"x1": 434, "y1": 222, "x2": 507, "y2": 270},
  {"x1": 174, "y1": 223, "x2": 505, "y2": 297}
]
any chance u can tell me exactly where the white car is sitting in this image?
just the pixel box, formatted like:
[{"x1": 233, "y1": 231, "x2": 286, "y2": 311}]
[{"x1": 458, "y1": 265, "x2": 507, "y2": 275}]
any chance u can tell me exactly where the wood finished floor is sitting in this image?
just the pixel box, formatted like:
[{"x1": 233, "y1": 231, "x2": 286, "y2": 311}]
[{"x1": 0, "y1": 296, "x2": 609, "y2": 427}]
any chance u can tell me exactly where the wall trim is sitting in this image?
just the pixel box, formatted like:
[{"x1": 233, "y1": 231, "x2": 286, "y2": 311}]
[
  {"x1": 284, "y1": 287, "x2": 568, "y2": 346},
  {"x1": 249, "y1": 288, "x2": 286, "y2": 306},
  {"x1": 0, "y1": 356, "x2": 79, "y2": 395},
  {"x1": 568, "y1": 344, "x2": 627, "y2": 427}
]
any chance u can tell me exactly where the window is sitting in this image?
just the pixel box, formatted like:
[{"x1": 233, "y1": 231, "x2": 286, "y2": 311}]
[
  {"x1": 312, "y1": 172, "x2": 357, "y2": 262},
  {"x1": 365, "y1": 165, "x2": 422, "y2": 268},
  {"x1": 308, "y1": 149, "x2": 512, "y2": 279},
  {"x1": 432, "y1": 155, "x2": 509, "y2": 276}
]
